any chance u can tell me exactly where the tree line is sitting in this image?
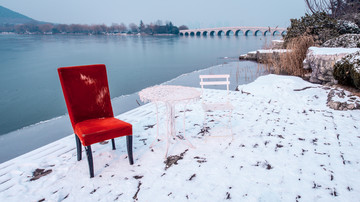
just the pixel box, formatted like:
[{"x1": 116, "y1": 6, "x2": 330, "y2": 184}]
[{"x1": 0, "y1": 20, "x2": 189, "y2": 35}]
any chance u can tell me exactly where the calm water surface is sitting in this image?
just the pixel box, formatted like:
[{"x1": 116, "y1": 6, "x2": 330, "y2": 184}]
[{"x1": 0, "y1": 34, "x2": 277, "y2": 136}]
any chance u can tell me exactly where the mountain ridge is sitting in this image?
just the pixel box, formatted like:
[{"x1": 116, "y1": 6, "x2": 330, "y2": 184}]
[{"x1": 0, "y1": 5, "x2": 38, "y2": 24}]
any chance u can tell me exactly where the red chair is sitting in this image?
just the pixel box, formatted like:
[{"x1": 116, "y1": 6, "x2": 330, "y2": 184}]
[{"x1": 58, "y1": 64, "x2": 133, "y2": 178}]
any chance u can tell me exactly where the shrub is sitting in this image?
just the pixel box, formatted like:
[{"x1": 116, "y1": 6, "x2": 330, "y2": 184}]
[
  {"x1": 333, "y1": 51, "x2": 360, "y2": 89},
  {"x1": 266, "y1": 35, "x2": 314, "y2": 76},
  {"x1": 351, "y1": 66, "x2": 360, "y2": 89},
  {"x1": 284, "y1": 12, "x2": 338, "y2": 46},
  {"x1": 333, "y1": 60, "x2": 353, "y2": 86},
  {"x1": 338, "y1": 9, "x2": 360, "y2": 28},
  {"x1": 336, "y1": 20, "x2": 360, "y2": 35},
  {"x1": 284, "y1": 12, "x2": 360, "y2": 47}
]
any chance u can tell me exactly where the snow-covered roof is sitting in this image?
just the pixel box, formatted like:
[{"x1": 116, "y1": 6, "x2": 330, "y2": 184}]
[{"x1": 1, "y1": 74, "x2": 359, "y2": 201}]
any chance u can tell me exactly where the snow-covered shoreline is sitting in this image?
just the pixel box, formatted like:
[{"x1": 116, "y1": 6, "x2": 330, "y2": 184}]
[{"x1": 1, "y1": 74, "x2": 359, "y2": 201}]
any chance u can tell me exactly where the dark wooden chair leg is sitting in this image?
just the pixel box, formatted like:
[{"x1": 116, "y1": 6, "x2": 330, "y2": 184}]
[
  {"x1": 85, "y1": 146, "x2": 94, "y2": 178},
  {"x1": 75, "y1": 135, "x2": 82, "y2": 161},
  {"x1": 126, "y1": 136, "x2": 134, "y2": 165},
  {"x1": 111, "y1": 139, "x2": 116, "y2": 150}
]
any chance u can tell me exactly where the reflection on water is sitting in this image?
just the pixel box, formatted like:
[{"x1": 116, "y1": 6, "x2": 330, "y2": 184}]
[{"x1": 0, "y1": 34, "x2": 279, "y2": 136}]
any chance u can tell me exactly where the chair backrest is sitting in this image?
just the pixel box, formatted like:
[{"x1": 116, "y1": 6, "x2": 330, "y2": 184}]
[
  {"x1": 199, "y1": 74, "x2": 230, "y2": 93},
  {"x1": 199, "y1": 74, "x2": 230, "y2": 103},
  {"x1": 58, "y1": 64, "x2": 114, "y2": 129}
]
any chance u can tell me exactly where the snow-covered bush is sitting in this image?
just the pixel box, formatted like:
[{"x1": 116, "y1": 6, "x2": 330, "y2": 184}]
[
  {"x1": 322, "y1": 34, "x2": 360, "y2": 48},
  {"x1": 336, "y1": 20, "x2": 360, "y2": 35},
  {"x1": 340, "y1": 11, "x2": 360, "y2": 28},
  {"x1": 284, "y1": 12, "x2": 338, "y2": 46},
  {"x1": 285, "y1": 13, "x2": 360, "y2": 47},
  {"x1": 333, "y1": 51, "x2": 360, "y2": 88}
]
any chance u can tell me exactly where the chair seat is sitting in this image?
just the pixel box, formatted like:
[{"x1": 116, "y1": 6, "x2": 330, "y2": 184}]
[
  {"x1": 202, "y1": 102, "x2": 234, "y2": 112},
  {"x1": 75, "y1": 117, "x2": 132, "y2": 146}
]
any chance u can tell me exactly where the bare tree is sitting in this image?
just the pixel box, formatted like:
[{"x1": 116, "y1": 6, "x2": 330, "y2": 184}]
[
  {"x1": 128, "y1": 23, "x2": 138, "y2": 33},
  {"x1": 109, "y1": 23, "x2": 120, "y2": 33},
  {"x1": 305, "y1": 0, "x2": 338, "y2": 17},
  {"x1": 304, "y1": 0, "x2": 359, "y2": 18},
  {"x1": 155, "y1": 20, "x2": 163, "y2": 26},
  {"x1": 38, "y1": 24, "x2": 54, "y2": 33},
  {"x1": 119, "y1": 23, "x2": 127, "y2": 32},
  {"x1": 56, "y1": 24, "x2": 70, "y2": 33}
]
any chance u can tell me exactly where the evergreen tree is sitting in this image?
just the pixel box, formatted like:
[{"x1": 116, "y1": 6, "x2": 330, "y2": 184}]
[{"x1": 139, "y1": 20, "x2": 145, "y2": 33}]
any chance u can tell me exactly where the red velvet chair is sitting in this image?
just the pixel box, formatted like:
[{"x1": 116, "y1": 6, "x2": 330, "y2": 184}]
[{"x1": 58, "y1": 64, "x2": 133, "y2": 178}]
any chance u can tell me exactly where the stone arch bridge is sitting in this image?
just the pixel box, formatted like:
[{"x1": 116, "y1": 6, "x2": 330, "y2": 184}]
[{"x1": 179, "y1": 26, "x2": 287, "y2": 36}]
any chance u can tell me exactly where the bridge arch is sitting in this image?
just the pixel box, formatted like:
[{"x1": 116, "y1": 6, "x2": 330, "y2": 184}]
[
  {"x1": 190, "y1": 32, "x2": 195, "y2": 36},
  {"x1": 272, "y1": 31, "x2": 280, "y2": 36},
  {"x1": 217, "y1": 30, "x2": 225, "y2": 36},
  {"x1": 210, "y1": 31, "x2": 216, "y2": 36},
  {"x1": 264, "y1": 30, "x2": 272, "y2": 36},
  {"x1": 196, "y1": 31, "x2": 201, "y2": 36},
  {"x1": 281, "y1": 31, "x2": 287, "y2": 36},
  {"x1": 179, "y1": 32, "x2": 184, "y2": 36},
  {"x1": 202, "y1": 31, "x2": 208, "y2": 36},
  {"x1": 245, "y1": 30, "x2": 253, "y2": 36},
  {"x1": 226, "y1": 30, "x2": 234, "y2": 36},
  {"x1": 235, "y1": 30, "x2": 244, "y2": 36},
  {"x1": 254, "y1": 30, "x2": 263, "y2": 36},
  {"x1": 184, "y1": 32, "x2": 189, "y2": 36}
]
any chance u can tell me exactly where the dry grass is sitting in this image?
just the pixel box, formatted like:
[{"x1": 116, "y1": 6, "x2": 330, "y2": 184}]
[
  {"x1": 261, "y1": 37, "x2": 276, "y2": 50},
  {"x1": 265, "y1": 35, "x2": 315, "y2": 77}
]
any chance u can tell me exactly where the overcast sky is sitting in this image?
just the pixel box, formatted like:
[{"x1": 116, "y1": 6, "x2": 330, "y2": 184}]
[{"x1": 0, "y1": 0, "x2": 307, "y2": 29}]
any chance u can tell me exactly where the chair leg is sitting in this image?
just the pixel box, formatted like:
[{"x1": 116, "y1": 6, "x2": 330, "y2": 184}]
[
  {"x1": 229, "y1": 110, "x2": 234, "y2": 140},
  {"x1": 75, "y1": 135, "x2": 82, "y2": 161},
  {"x1": 85, "y1": 146, "x2": 94, "y2": 178},
  {"x1": 111, "y1": 139, "x2": 116, "y2": 150},
  {"x1": 126, "y1": 136, "x2": 134, "y2": 165},
  {"x1": 202, "y1": 111, "x2": 208, "y2": 133}
]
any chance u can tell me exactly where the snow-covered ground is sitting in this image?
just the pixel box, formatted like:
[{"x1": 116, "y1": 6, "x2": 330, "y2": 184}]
[
  {"x1": 0, "y1": 74, "x2": 359, "y2": 201},
  {"x1": 257, "y1": 49, "x2": 289, "y2": 53},
  {"x1": 307, "y1": 47, "x2": 360, "y2": 55}
]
